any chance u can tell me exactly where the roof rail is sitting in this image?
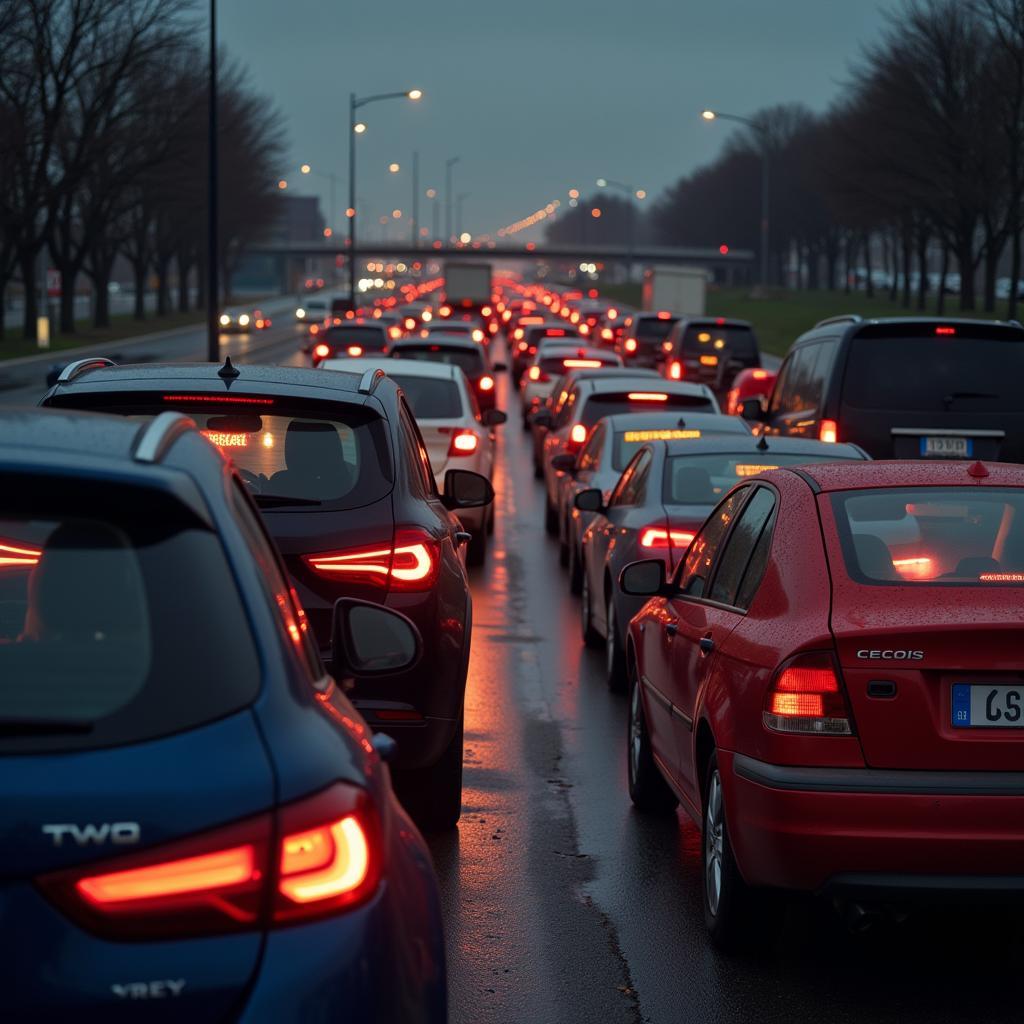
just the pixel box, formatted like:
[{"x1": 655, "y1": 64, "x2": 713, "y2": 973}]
[
  {"x1": 133, "y1": 411, "x2": 196, "y2": 464},
  {"x1": 56, "y1": 357, "x2": 116, "y2": 383},
  {"x1": 812, "y1": 314, "x2": 863, "y2": 330},
  {"x1": 357, "y1": 368, "x2": 386, "y2": 395}
]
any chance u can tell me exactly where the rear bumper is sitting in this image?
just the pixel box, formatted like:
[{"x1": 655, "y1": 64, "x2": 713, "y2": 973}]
[{"x1": 723, "y1": 751, "x2": 1024, "y2": 892}]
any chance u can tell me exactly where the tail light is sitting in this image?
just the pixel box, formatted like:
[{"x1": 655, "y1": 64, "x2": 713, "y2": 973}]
[
  {"x1": 568, "y1": 423, "x2": 588, "y2": 448},
  {"x1": 488, "y1": 322, "x2": 498, "y2": 333},
  {"x1": 513, "y1": 328, "x2": 524, "y2": 340},
  {"x1": 472, "y1": 329, "x2": 485, "y2": 342},
  {"x1": 481, "y1": 305, "x2": 492, "y2": 316},
  {"x1": 0, "y1": 538, "x2": 41, "y2": 569},
  {"x1": 303, "y1": 528, "x2": 438, "y2": 590},
  {"x1": 819, "y1": 419, "x2": 838, "y2": 444},
  {"x1": 661, "y1": 340, "x2": 673, "y2": 352},
  {"x1": 313, "y1": 343, "x2": 331, "y2": 361},
  {"x1": 40, "y1": 785, "x2": 379, "y2": 940},
  {"x1": 764, "y1": 652, "x2": 852, "y2": 735},
  {"x1": 478, "y1": 375, "x2": 495, "y2": 392},
  {"x1": 580, "y1": 324, "x2": 590, "y2": 336},
  {"x1": 528, "y1": 366, "x2": 549, "y2": 382},
  {"x1": 448, "y1": 430, "x2": 479, "y2": 456},
  {"x1": 627, "y1": 392, "x2": 668, "y2": 402},
  {"x1": 389, "y1": 326, "x2": 402, "y2": 340},
  {"x1": 601, "y1": 328, "x2": 613, "y2": 341},
  {"x1": 639, "y1": 526, "x2": 695, "y2": 551},
  {"x1": 668, "y1": 360, "x2": 683, "y2": 380},
  {"x1": 440, "y1": 305, "x2": 452, "y2": 317},
  {"x1": 421, "y1": 310, "x2": 433, "y2": 322},
  {"x1": 346, "y1": 345, "x2": 364, "y2": 357},
  {"x1": 404, "y1": 317, "x2": 416, "y2": 330},
  {"x1": 624, "y1": 338, "x2": 638, "y2": 353},
  {"x1": 309, "y1": 323, "x2": 320, "y2": 335}
]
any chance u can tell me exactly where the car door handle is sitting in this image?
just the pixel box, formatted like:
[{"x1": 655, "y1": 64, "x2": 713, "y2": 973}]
[
  {"x1": 665, "y1": 622, "x2": 678, "y2": 637},
  {"x1": 699, "y1": 635, "x2": 715, "y2": 656},
  {"x1": 455, "y1": 531, "x2": 472, "y2": 544}
]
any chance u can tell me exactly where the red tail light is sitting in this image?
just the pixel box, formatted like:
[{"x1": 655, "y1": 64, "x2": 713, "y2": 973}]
[
  {"x1": 624, "y1": 338, "x2": 638, "y2": 353},
  {"x1": 404, "y1": 317, "x2": 416, "y2": 329},
  {"x1": 819, "y1": 419, "x2": 838, "y2": 444},
  {"x1": 528, "y1": 366, "x2": 550, "y2": 382},
  {"x1": 472, "y1": 329, "x2": 485, "y2": 342},
  {"x1": 314, "y1": 343, "x2": 331, "y2": 361},
  {"x1": 439, "y1": 305, "x2": 452, "y2": 317},
  {"x1": 0, "y1": 538, "x2": 41, "y2": 569},
  {"x1": 303, "y1": 528, "x2": 438, "y2": 590},
  {"x1": 448, "y1": 430, "x2": 479, "y2": 456},
  {"x1": 764, "y1": 652, "x2": 852, "y2": 735},
  {"x1": 601, "y1": 328, "x2": 613, "y2": 341},
  {"x1": 569, "y1": 423, "x2": 588, "y2": 447},
  {"x1": 639, "y1": 526, "x2": 695, "y2": 551},
  {"x1": 346, "y1": 345, "x2": 363, "y2": 357},
  {"x1": 628, "y1": 392, "x2": 668, "y2": 402},
  {"x1": 668, "y1": 360, "x2": 683, "y2": 380},
  {"x1": 478, "y1": 375, "x2": 495, "y2": 392}
]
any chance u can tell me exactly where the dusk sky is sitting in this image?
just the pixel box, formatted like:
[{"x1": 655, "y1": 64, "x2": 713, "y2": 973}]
[{"x1": 219, "y1": 0, "x2": 898, "y2": 241}]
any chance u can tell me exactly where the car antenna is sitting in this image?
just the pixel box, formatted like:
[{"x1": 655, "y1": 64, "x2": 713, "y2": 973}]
[
  {"x1": 218, "y1": 356, "x2": 240, "y2": 380},
  {"x1": 677, "y1": 416, "x2": 686, "y2": 428},
  {"x1": 757, "y1": 435, "x2": 769, "y2": 451}
]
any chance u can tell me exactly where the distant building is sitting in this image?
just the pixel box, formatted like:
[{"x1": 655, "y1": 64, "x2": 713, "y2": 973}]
[{"x1": 236, "y1": 194, "x2": 329, "y2": 293}]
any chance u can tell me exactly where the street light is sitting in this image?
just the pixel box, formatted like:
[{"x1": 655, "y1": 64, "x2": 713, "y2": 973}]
[
  {"x1": 206, "y1": 0, "x2": 218, "y2": 361},
  {"x1": 596, "y1": 177, "x2": 646, "y2": 280},
  {"x1": 348, "y1": 88, "x2": 423, "y2": 305},
  {"x1": 702, "y1": 108, "x2": 769, "y2": 286}
]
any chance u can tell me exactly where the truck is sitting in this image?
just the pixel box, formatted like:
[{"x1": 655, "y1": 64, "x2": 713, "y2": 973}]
[
  {"x1": 443, "y1": 261, "x2": 492, "y2": 310},
  {"x1": 641, "y1": 265, "x2": 707, "y2": 317}
]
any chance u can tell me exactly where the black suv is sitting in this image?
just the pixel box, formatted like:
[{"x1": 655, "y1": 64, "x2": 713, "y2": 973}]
[
  {"x1": 741, "y1": 316, "x2": 1024, "y2": 461},
  {"x1": 662, "y1": 316, "x2": 761, "y2": 392},
  {"x1": 42, "y1": 358, "x2": 494, "y2": 830}
]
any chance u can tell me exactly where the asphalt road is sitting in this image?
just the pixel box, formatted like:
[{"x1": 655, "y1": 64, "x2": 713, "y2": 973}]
[{"x1": 6, "y1": 330, "x2": 1021, "y2": 1023}]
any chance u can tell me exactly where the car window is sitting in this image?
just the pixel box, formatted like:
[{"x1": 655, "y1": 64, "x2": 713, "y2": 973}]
[
  {"x1": 680, "y1": 324, "x2": 758, "y2": 358},
  {"x1": 578, "y1": 422, "x2": 606, "y2": 471},
  {"x1": 399, "y1": 399, "x2": 437, "y2": 495},
  {"x1": 768, "y1": 352, "x2": 798, "y2": 416},
  {"x1": 708, "y1": 487, "x2": 777, "y2": 606},
  {"x1": 677, "y1": 488, "x2": 748, "y2": 598},
  {"x1": 323, "y1": 326, "x2": 389, "y2": 351},
  {"x1": 0, "y1": 480, "x2": 260, "y2": 753},
  {"x1": 392, "y1": 344, "x2": 483, "y2": 376},
  {"x1": 611, "y1": 448, "x2": 652, "y2": 507},
  {"x1": 734, "y1": 505, "x2": 777, "y2": 610},
  {"x1": 392, "y1": 375, "x2": 464, "y2": 419}
]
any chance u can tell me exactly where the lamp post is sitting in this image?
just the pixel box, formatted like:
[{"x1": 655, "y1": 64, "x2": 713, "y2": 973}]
[
  {"x1": 596, "y1": 177, "x2": 646, "y2": 281},
  {"x1": 347, "y1": 88, "x2": 422, "y2": 305},
  {"x1": 445, "y1": 156, "x2": 460, "y2": 243},
  {"x1": 206, "y1": 0, "x2": 219, "y2": 361},
  {"x1": 426, "y1": 188, "x2": 439, "y2": 243},
  {"x1": 702, "y1": 109, "x2": 770, "y2": 287}
]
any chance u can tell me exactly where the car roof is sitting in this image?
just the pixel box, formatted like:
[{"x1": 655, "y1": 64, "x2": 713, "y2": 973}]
[
  {"x1": 785, "y1": 459, "x2": 1024, "y2": 493},
  {"x1": 603, "y1": 411, "x2": 750, "y2": 434},
  {"x1": 323, "y1": 357, "x2": 458, "y2": 380},
  {"x1": 394, "y1": 334, "x2": 478, "y2": 350},
  {"x1": 581, "y1": 377, "x2": 712, "y2": 398},
  {"x1": 679, "y1": 317, "x2": 753, "y2": 329},
  {"x1": 0, "y1": 406, "x2": 145, "y2": 461},
  {"x1": 663, "y1": 436, "x2": 865, "y2": 458},
  {"x1": 629, "y1": 311, "x2": 680, "y2": 319}
]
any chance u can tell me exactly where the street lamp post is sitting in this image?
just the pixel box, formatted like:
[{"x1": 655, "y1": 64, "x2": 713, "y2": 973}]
[
  {"x1": 596, "y1": 177, "x2": 646, "y2": 282},
  {"x1": 347, "y1": 88, "x2": 422, "y2": 305},
  {"x1": 206, "y1": 0, "x2": 219, "y2": 361},
  {"x1": 702, "y1": 109, "x2": 770, "y2": 287},
  {"x1": 445, "y1": 156, "x2": 460, "y2": 243}
]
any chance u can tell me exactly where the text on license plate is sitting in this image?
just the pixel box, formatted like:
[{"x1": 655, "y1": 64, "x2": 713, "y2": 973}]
[
  {"x1": 952, "y1": 684, "x2": 1024, "y2": 728},
  {"x1": 921, "y1": 436, "x2": 972, "y2": 457}
]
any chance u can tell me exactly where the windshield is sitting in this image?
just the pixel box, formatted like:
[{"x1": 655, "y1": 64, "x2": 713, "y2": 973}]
[
  {"x1": 680, "y1": 324, "x2": 757, "y2": 358},
  {"x1": 831, "y1": 487, "x2": 1024, "y2": 585},
  {"x1": 663, "y1": 453, "x2": 843, "y2": 504},
  {"x1": 323, "y1": 325, "x2": 389, "y2": 350},
  {"x1": 394, "y1": 345, "x2": 483, "y2": 375},
  {"x1": 392, "y1": 376, "x2": 464, "y2": 419},
  {"x1": 842, "y1": 335, "x2": 1024, "y2": 411},
  {"x1": 636, "y1": 319, "x2": 678, "y2": 344}
]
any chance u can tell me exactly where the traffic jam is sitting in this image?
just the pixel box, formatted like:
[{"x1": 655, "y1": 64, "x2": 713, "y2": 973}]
[{"x1": 6, "y1": 256, "x2": 1024, "y2": 1019}]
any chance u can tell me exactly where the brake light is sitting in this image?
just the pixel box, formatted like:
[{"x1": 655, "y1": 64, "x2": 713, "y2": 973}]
[
  {"x1": 440, "y1": 305, "x2": 452, "y2": 317},
  {"x1": 639, "y1": 527, "x2": 695, "y2": 550},
  {"x1": 935, "y1": 326, "x2": 956, "y2": 336},
  {"x1": 314, "y1": 343, "x2": 331, "y2": 359},
  {"x1": 449, "y1": 430, "x2": 479, "y2": 455},
  {"x1": 628, "y1": 392, "x2": 668, "y2": 402},
  {"x1": 699, "y1": 355, "x2": 719, "y2": 366},
  {"x1": 892, "y1": 555, "x2": 935, "y2": 580},
  {"x1": 472, "y1": 329, "x2": 485, "y2": 342},
  {"x1": 309, "y1": 323, "x2": 320, "y2": 335},
  {"x1": 624, "y1": 338, "x2": 638, "y2": 353},
  {"x1": 607, "y1": 308, "x2": 618, "y2": 318},
  {"x1": 546, "y1": 329, "x2": 567, "y2": 337},
  {"x1": 764, "y1": 652, "x2": 851, "y2": 735},
  {"x1": 657, "y1": 310, "x2": 671, "y2": 320},
  {"x1": 514, "y1": 328, "x2": 524, "y2": 340},
  {"x1": 481, "y1": 305, "x2": 492, "y2": 316},
  {"x1": 668, "y1": 360, "x2": 683, "y2": 380},
  {"x1": 0, "y1": 539, "x2": 41, "y2": 569},
  {"x1": 819, "y1": 419, "x2": 838, "y2": 444},
  {"x1": 569, "y1": 423, "x2": 588, "y2": 446},
  {"x1": 278, "y1": 819, "x2": 369, "y2": 905},
  {"x1": 163, "y1": 394, "x2": 274, "y2": 405},
  {"x1": 303, "y1": 529, "x2": 438, "y2": 590},
  {"x1": 601, "y1": 328, "x2": 613, "y2": 341},
  {"x1": 346, "y1": 345, "x2": 363, "y2": 356},
  {"x1": 388, "y1": 326, "x2": 402, "y2": 340},
  {"x1": 478, "y1": 375, "x2": 495, "y2": 391},
  {"x1": 404, "y1": 317, "x2": 416, "y2": 329},
  {"x1": 752, "y1": 369, "x2": 770, "y2": 380},
  {"x1": 580, "y1": 324, "x2": 590, "y2": 336},
  {"x1": 563, "y1": 359, "x2": 602, "y2": 368}
]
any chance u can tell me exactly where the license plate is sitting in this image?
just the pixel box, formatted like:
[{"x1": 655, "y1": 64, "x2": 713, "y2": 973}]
[
  {"x1": 952, "y1": 684, "x2": 1024, "y2": 728},
  {"x1": 921, "y1": 436, "x2": 972, "y2": 457}
]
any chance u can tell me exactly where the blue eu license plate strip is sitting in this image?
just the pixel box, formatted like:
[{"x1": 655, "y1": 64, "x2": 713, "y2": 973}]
[
  {"x1": 920, "y1": 436, "x2": 972, "y2": 457},
  {"x1": 952, "y1": 684, "x2": 972, "y2": 727}
]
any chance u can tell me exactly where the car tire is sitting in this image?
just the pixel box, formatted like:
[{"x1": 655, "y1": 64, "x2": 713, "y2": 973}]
[
  {"x1": 567, "y1": 535, "x2": 583, "y2": 595},
  {"x1": 395, "y1": 717, "x2": 464, "y2": 832},
  {"x1": 466, "y1": 527, "x2": 487, "y2": 566},
  {"x1": 545, "y1": 497, "x2": 558, "y2": 535},
  {"x1": 702, "y1": 751, "x2": 756, "y2": 951},
  {"x1": 605, "y1": 597, "x2": 626, "y2": 692},
  {"x1": 627, "y1": 667, "x2": 678, "y2": 813},
  {"x1": 581, "y1": 570, "x2": 602, "y2": 648}
]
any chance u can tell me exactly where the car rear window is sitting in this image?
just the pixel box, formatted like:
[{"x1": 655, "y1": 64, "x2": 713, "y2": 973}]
[
  {"x1": 663, "y1": 453, "x2": 843, "y2": 504},
  {"x1": 527, "y1": 327, "x2": 578, "y2": 345},
  {"x1": 393, "y1": 344, "x2": 483, "y2": 376},
  {"x1": 831, "y1": 487, "x2": 1024, "y2": 586},
  {"x1": 841, "y1": 334, "x2": 1024, "y2": 411},
  {"x1": 612, "y1": 420, "x2": 748, "y2": 470},
  {"x1": 324, "y1": 325, "x2": 389, "y2": 350},
  {"x1": 580, "y1": 391, "x2": 714, "y2": 429},
  {"x1": 0, "y1": 479, "x2": 259, "y2": 753},
  {"x1": 391, "y1": 375, "x2": 463, "y2": 419},
  {"x1": 680, "y1": 324, "x2": 757, "y2": 357},
  {"x1": 636, "y1": 319, "x2": 678, "y2": 343}
]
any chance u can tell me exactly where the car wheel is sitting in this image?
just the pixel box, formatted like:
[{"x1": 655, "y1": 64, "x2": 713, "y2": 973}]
[
  {"x1": 605, "y1": 597, "x2": 626, "y2": 692},
  {"x1": 567, "y1": 535, "x2": 583, "y2": 595},
  {"x1": 466, "y1": 527, "x2": 487, "y2": 566},
  {"x1": 545, "y1": 497, "x2": 558, "y2": 535},
  {"x1": 394, "y1": 717, "x2": 464, "y2": 832},
  {"x1": 627, "y1": 666, "x2": 678, "y2": 813},
  {"x1": 581, "y1": 570, "x2": 602, "y2": 648},
  {"x1": 702, "y1": 752, "x2": 755, "y2": 951}
]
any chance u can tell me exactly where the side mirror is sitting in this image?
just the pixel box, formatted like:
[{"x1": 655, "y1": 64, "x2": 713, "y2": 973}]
[
  {"x1": 551, "y1": 452, "x2": 577, "y2": 473},
  {"x1": 739, "y1": 397, "x2": 766, "y2": 422},
  {"x1": 574, "y1": 488, "x2": 604, "y2": 513},
  {"x1": 492, "y1": 361, "x2": 507, "y2": 372},
  {"x1": 532, "y1": 409, "x2": 553, "y2": 428},
  {"x1": 443, "y1": 468, "x2": 495, "y2": 510},
  {"x1": 331, "y1": 598, "x2": 421, "y2": 678},
  {"x1": 481, "y1": 408, "x2": 507, "y2": 427},
  {"x1": 619, "y1": 559, "x2": 668, "y2": 597}
]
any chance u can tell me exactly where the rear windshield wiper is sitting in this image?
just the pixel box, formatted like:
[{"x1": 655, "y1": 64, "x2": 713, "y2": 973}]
[
  {"x1": 253, "y1": 494, "x2": 323, "y2": 508},
  {"x1": 0, "y1": 717, "x2": 94, "y2": 736}
]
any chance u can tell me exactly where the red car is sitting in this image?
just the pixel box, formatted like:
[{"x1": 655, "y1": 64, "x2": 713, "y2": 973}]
[
  {"x1": 724, "y1": 366, "x2": 776, "y2": 415},
  {"x1": 620, "y1": 459, "x2": 1024, "y2": 949}
]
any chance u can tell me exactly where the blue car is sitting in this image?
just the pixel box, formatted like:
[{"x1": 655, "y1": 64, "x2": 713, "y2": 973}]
[{"x1": 0, "y1": 408, "x2": 446, "y2": 1022}]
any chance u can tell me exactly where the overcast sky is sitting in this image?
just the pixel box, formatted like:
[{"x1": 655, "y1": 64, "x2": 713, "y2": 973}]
[{"x1": 219, "y1": 0, "x2": 897, "y2": 242}]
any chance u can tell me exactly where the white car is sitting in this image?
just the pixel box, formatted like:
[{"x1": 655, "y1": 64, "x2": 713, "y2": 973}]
[
  {"x1": 519, "y1": 343, "x2": 621, "y2": 428},
  {"x1": 415, "y1": 320, "x2": 487, "y2": 345},
  {"x1": 320, "y1": 357, "x2": 505, "y2": 564}
]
